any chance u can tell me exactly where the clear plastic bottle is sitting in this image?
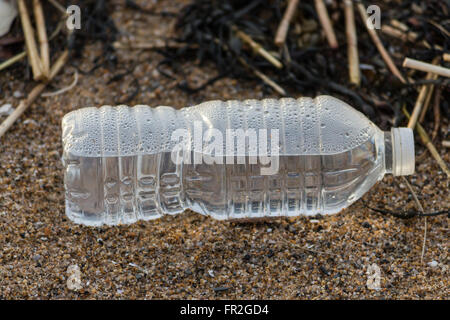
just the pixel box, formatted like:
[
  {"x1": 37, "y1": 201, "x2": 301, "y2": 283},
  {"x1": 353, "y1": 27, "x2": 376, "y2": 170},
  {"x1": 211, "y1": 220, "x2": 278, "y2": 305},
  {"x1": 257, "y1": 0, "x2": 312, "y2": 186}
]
[{"x1": 62, "y1": 96, "x2": 415, "y2": 226}]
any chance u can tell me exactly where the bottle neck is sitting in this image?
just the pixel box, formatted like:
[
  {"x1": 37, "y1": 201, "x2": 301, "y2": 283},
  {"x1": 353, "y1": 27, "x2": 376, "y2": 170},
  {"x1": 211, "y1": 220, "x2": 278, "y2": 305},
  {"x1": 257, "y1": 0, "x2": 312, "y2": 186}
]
[{"x1": 384, "y1": 131, "x2": 393, "y2": 174}]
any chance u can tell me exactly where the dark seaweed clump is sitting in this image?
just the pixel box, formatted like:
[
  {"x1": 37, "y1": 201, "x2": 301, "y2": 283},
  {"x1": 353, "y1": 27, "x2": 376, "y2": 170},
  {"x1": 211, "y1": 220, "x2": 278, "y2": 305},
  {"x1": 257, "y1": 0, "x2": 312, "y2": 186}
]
[{"x1": 153, "y1": 0, "x2": 449, "y2": 128}]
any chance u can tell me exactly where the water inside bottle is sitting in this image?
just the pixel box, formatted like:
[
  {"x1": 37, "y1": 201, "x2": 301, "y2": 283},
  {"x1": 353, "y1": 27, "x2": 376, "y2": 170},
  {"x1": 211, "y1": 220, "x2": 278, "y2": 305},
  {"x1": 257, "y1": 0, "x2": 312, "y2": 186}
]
[
  {"x1": 62, "y1": 96, "x2": 392, "y2": 226},
  {"x1": 64, "y1": 135, "x2": 385, "y2": 226}
]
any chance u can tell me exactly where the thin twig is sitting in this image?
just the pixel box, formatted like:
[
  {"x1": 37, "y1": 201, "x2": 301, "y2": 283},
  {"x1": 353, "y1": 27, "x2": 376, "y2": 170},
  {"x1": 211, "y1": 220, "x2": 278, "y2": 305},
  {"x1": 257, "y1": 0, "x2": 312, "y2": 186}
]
[
  {"x1": 46, "y1": 0, "x2": 67, "y2": 16},
  {"x1": 274, "y1": 0, "x2": 299, "y2": 47},
  {"x1": 431, "y1": 87, "x2": 441, "y2": 141},
  {"x1": 401, "y1": 177, "x2": 427, "y2": 264},
  {"x1": 42, "y1": 68, "x2": 78, "y2": 97},
  {"x1": 314, "y1": 0, "x2": 338, "y2": 49},
  {"x1": 403, "y1": 58, "x2": 450, "y2": 78},
  {"x1": 0, "y1": 52, "x2": 27, "y2": 72},
  {"x1": 344, "y1": 0, "x2": 360, "y2": 86},
  {"x1": 233, "y1": 26, "x2": 283, "y2": 69},
  {"x1": 403, "y1": 106, "x2": 450, "y2": 178},
  {"x1": 18, "y1": 0, "x2": 44, "y2": 81},
  {"x1": 356, "y1": 2, "x2": 406, "y2": 83},
  {"x1": 33, "y1": 0, "x2": 50, "y2": 77},
  {"x1": 428, "y1": 20, "x2": 450, "y2": 38},
  {"x1": 390, "y1": 19, "x2": 408, "y2": 32},
  {"x1": 213, "y1": 37, "x2": 286, "y2": 95},
  {"x1": 113, "y1": 40, "x2": 196, "y2": 50},
  {"x1": 0, "y1": 50, "x2": 69, "y2": 139},
  {"x1": 407, "y1": 82, "x2": 430, "y2": 129},
  {"x1": 381, "y1": 25, "x2": 418, "y2": 42},
  {"x1": 238, "y1": 57, "x2": 286, "y2": 95},
  {"x1": 0, "y1": 20, "x2": 63, "y2": 73},
  {"x1": 419, "y1": 73, "x2": 438, "y2": 123}
]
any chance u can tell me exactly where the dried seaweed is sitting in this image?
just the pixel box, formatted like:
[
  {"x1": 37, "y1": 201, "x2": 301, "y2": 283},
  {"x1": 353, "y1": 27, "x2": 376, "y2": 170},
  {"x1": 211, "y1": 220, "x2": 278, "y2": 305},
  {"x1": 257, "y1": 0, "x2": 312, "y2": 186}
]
[
  {"x1": 362, "y1": 200, "x2": 449, "y2": 220},
  {"x1": 65, "y1": 0, "x2": 119, "y2": 73},
  {"x1": 153, "y1": 0, "x2": 449, "y2": 129}
]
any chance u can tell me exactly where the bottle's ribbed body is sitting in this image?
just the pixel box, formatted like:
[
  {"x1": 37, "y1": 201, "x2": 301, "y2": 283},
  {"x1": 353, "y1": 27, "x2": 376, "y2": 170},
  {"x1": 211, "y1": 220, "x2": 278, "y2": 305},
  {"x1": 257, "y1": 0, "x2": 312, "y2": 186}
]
[{"x1": 62, "y1": 96, "x2": 386, "y2": 226}]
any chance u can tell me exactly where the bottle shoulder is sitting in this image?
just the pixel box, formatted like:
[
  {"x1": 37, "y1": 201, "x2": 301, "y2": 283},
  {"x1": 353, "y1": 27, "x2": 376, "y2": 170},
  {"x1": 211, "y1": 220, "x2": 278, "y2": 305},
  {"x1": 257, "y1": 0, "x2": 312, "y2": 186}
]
[{"x1": 61, "y1": 96, "x2": 380, "y2": 158}]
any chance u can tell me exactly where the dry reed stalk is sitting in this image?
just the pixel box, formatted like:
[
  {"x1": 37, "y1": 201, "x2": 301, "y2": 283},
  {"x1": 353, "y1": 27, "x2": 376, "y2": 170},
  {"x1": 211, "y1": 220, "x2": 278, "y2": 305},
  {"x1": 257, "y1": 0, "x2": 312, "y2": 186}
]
[
  {"x1": 431, "y1": 87, "x2": 441, "y2": 141},
  {"x1": 274, "y1": 0, "x2": 299, "y2": 47},
  {"x1": 400, "y1": 176, "x2": 427, "y2": 264},
  {"x1": 344, "y1": 0, "x2": 360, "y2": 86},
  {"x1": 113, "y1": 40, "x2": 197, "y2": 50},
  {"x1": 238, "y1": 57, "x2": 286, "y2": 95},
  {"x1": 233, "y1": 26, "x2": 283, "y2": 69},
  {"x1": 33, "y1": 0, "x2": 50, "y2": 77},
  {"x1": 428, "y1": 20, "x2": 450, "y2": 38},
  {"x1": 408, "y1": 57, "x2": 440, "y2": 129},
  {"x1": 419, "y1": 73, "x2": 439, "y2": 123},
  {"x1": 390, "y1": 19, "x2": 408, "y2": 32},
  {"x1": 407, "y1": 83, "x2": 429, "y2": 129},
  {"x1": 314, "y1": 0, "x2": 338, "y2": 49},
  {"x1": 356, "y1": 3, "x2": 406, "y2": 84},
  {"x1": 403, "y1": 107, "x2": 450, "y2": 178},
  {"x1": 17, "y1": 0, "x2": 44, "y2": 81},
  {"x1": 0, "y1": 52, "x2": 27, "y2": 72},
  {"x1": 0, "y1": 50, "x2": 69, "y2": 138},
  {"x1": 403, "y1": 58, "x2": 450, "y2": 78},
  {"x1": 381, "y1": 25, "x2": 418, "y2": 42},
  {"x1": 46, "y1": 0, "x2": 67, "y2": 15},
  {"x1": 0, "y1": 19, "x2": 63, "y2": 73},
  {"x1": 212, "y1": 37, "x2": 286, "y2": 95}
]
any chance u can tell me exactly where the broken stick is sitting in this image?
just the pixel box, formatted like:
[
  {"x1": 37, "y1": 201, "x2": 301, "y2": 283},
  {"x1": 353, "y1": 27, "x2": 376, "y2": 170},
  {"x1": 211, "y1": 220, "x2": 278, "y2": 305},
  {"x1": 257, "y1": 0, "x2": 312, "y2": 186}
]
[
  {"x1": 0, "y1": 50, "x2": 69, "y2": 138},
  {"x1": 314, "y1": 0, "x2": 338, "y2": 49},
  {"x1": 33, "y1": 0, "x2": 50, "y2": 77},
  {"x1": 274, "y1": 0, "x2": 299, "y2": 47},
  {"x1": 403, "y1": 107, "x2": 450, "y2": 178},
  {"x1": 17, "y1": 0, "x2": 44, "y2": 81},
  {"x1": 407, "y1": 57, "x2": 440, "y2": 129},
  {"x1": 356, "y1": 2, "x2": 406, "y2": 84},
  {"x1": 233, "y1": 26, "x2": 283, "y2": 69},
  {"x1": 344, "y1": 0, "x2": 360, "y2": 86},
  {"x1": 403, "y1": 58, "x2": 450, "y2": 78}
]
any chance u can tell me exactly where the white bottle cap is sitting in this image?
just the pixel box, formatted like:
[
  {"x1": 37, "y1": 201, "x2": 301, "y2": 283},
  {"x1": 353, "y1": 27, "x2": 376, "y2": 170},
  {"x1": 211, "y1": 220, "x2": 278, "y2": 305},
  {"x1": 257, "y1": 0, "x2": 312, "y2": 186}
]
[{"x1": 391, "y1": 128, "x2": 415, "y2": 176}]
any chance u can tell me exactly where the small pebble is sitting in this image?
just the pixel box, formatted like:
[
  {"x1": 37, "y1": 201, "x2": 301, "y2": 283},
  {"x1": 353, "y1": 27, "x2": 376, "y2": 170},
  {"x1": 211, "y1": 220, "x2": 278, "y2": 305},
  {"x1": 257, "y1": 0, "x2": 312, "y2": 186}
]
[
  {"x1": 0, "y1": 103, "x2": 14, "y2": 116},
  {"x1": 23, "y1": 119, "x2": 38, "y2": 125},
  {"x1": 362, "y1": 222, "x2": 371, "y2": 229},
  {"x1": 366, "y1": 263, "x2": 381, "y2": 291},
  {"x1": 428, "y1": 261, "x2": 438, "y2": 268},
  {"x1": 32, "y1": 254, "x2": 42, "y2": 262},
  {"x1": 66, "y1": 264, "x2": 82, "y2": 291},
  {"x1": 13, "y1": 90, "x2": 22, "y2": 98}
]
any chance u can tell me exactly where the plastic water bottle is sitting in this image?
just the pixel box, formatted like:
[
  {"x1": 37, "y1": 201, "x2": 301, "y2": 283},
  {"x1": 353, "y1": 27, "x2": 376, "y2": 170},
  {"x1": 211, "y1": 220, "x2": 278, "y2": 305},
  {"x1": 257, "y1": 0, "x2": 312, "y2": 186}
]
[{"x1": 62, "y1": 96, "x2": 415, "y2": 226}]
